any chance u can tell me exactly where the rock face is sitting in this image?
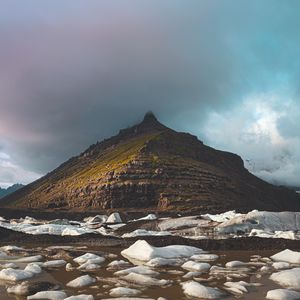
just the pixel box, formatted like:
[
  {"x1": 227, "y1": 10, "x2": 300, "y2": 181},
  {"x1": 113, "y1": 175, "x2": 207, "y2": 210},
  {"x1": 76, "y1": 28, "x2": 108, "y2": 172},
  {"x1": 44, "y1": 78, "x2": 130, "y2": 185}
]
[{"x1": 1, "y1": 112, "x2": 299, "y2": 213}]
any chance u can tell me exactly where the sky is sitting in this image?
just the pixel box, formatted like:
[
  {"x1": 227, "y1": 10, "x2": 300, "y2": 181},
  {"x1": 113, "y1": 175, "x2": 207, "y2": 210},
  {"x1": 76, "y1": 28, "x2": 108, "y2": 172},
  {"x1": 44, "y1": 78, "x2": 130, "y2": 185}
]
[{"x1": 0, "y1": 0, "x2": 300, "y2": 188}]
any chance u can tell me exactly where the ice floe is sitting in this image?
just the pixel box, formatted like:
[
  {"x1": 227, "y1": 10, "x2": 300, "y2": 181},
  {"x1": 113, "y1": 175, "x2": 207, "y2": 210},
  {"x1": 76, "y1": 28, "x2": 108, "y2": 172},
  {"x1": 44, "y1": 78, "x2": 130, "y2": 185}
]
[
  {"x1": 74, "y1": 253, "x2": 105, "y2": 265},
  {"x1": 122, "y1": 273, "x2": 171, "y2": 286},
  {"x1": 121, "y1": 240, "x2": 203, "y2": 262},
  {"x1": 181, "y1": 281, "x2": 225, "y2": 299},
  {"x1": 0, "y1": 268, "x2": 34, "y2": 281},
  {"x1": 122, "y1": 229, "x2": 171, "y2": 238},
  {"x1": 66, "y1": 274, "x2": 96, "y2": 288},
  {"x1": 27, "y1": 291, "x2": 67, "y2": 300},
  {"x1": 109, "y1": 287, "x2": 142, "y2": 297},
  {"x1": 266, "y1": 289, "x2": 300, "y2": 300},
  {"x1": 271, "y1": 249, "x2": 300, "y2": 264},
  {"x1": 181, "y1": 261, "x2": 211, "y2": 272},
  {"x1": 270, "y1": 268, "x2": 300, "y2": 289}
]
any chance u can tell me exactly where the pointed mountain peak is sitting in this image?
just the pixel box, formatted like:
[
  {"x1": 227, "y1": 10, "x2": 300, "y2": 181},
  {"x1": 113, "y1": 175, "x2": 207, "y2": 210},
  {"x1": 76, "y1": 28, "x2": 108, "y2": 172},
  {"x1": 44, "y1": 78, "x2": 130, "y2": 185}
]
[{"x1": 143, "y1": 111, "x2": 158, "y2": 123}]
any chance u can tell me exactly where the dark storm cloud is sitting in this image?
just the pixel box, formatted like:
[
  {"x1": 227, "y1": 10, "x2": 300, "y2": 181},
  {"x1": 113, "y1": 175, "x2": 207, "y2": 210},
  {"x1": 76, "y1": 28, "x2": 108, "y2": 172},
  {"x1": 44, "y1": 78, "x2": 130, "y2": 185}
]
[{"x1": 0, "y1": 0, "x2": 300, "y2": 186}]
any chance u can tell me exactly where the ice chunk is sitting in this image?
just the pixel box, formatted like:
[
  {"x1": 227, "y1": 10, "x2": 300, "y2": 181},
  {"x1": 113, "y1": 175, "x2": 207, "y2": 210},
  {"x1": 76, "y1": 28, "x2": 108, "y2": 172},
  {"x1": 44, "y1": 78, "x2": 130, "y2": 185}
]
[
  {"x1": 146, "y1": 257, "x2": 183, "y2": 267},
  {"x1": 270, "y1": 268, "x2": 300, "y2": 289},
  {"x1": 109, "y1": 287, "x2": 141, "y2": 297},
  {"x1": 272, "y1": 262, "x2": 290, "y2": 270},
  {"x1": 0, "y1": 268, "x2": 34, "y2": 281},
  {"x1": 66, "y1": 274, "x2": 96, "y2": 288},
  {"x1": 107, "y1": 212, "x2": 122, "y2": 223},
  {"x1": 27, "y1": 291, "x2": 67, "y2": 300},
  {"x1": 266, "y1": 289, "x2": 300, "y2": 300},
  {"x1": 43, "y1": 260, "x2": 67, "y2": 268},
  {"x1": 122, "y1": 229, "x2": 171, "y2": 238},
  {"x1": 121, "y1": 240, "x2": 203, "y2": 262},
  {"x1": 225, "y1": 261, "x2": 247, "y2": 268},
  {"x1": 191, "y1": 254, "x2": 219, "y2": 262},
  {"x1": 114, "y1": 266, "x2": 159, "y2": 277},
  {"x1": 122, "y1": 273, "x2": 171, "y2": 286},
  {"x1": 201, "y1": 210, "x2": 240, "y2": 223},
  {"x1": 182, "y1": 261, "x2": 211, "y2": 272},
  {"x1": 135, "y1": 214, "x2": 157, "y2": 221},
  {"x1": 12, "y1": 255, "x2": 43, "y2": 263},
  {"x1": 64, "y1": 295, "x2": 94, "y2": 300},
  {"x1": 181, "y1": 281, "x2": 225, "y2": 299},
  {"x1": 24, "y1": 263, "x2": 42, "y2": 274},
  {"x1": 271, "y1": 249, "x2": 300, "y2": 264},
  {"x1": 74, "y1": 253, "x2": 105, "y2": 265}
]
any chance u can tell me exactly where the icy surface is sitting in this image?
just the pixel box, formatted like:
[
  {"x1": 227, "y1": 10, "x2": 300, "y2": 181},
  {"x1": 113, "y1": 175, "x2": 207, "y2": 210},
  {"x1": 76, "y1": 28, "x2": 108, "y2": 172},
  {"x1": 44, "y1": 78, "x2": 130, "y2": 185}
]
[
  {"x1": 181, "y1": 281, "x2": 224, "y2": 299},
  {"x1": 218, "y1": 211, "x2": 300, "y2": 234},
  {"x1": 271, "y1": 249, "x2": 300, "y2": 264},
  {"x1": 266, "y1": 289, "x2": 300, "y2": 300},
  {"x1": 0, "y1": 268, "x2": 34, "y2": 281},
  {"x1": 109, "y1": 287, "x2": 141, "y2": 297},
  {"x1": 66, "y1": 274, "x2": 96, "y2": 288},
  {"x1": 270, "y1": 268, "x2": 300, "y2": 290},
  {"x1": 121, "y1": 240, "x2": 203, "y2": 262},
  {"x1": 122, "y1": 229, "x2": 171, "y2": 238},
  {"x1": 27, "y1": 291, "x2": 67, "y2": 300}
]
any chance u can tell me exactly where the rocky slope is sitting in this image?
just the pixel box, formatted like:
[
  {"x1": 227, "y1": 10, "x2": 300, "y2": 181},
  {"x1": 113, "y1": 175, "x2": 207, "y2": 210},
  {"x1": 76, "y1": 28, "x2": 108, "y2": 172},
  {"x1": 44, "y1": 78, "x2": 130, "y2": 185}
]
[{"x1": 1, "y1": 112, "x2": 299, "y2": 213}]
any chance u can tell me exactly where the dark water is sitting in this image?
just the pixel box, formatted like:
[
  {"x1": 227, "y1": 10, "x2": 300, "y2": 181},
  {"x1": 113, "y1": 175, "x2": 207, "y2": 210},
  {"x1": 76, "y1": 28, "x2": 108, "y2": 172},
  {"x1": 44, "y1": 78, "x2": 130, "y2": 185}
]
[{"x1": 0, "y1": 245, "x2": 281, "y2": 300}]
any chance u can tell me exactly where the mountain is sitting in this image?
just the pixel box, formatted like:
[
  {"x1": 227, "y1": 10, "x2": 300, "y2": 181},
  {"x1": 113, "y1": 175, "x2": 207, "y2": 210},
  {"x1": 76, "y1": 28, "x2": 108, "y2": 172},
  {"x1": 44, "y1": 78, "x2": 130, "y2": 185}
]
[
  {"x1": 1, "y1": 112, "x2": 299, "y2": 213},
  {"x1": 0, "y1": 184, "x2": 24, "y2": 199}
]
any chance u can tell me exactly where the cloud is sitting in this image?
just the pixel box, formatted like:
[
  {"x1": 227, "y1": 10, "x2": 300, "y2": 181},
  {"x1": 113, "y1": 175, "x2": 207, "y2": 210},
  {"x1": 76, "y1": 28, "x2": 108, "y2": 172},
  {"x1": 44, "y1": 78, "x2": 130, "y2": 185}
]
[
  {"x1": 202, "y1": 93, "x2": 300, "y2": 186},
  {"x1": 0, "y1": 0, "x2": 300, "y2": 187}
]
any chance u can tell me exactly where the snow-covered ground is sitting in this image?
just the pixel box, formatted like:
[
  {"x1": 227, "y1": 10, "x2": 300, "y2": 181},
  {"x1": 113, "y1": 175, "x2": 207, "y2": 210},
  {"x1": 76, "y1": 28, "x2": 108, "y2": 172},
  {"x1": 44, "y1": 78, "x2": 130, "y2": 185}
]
[{"x1": 1, "y1": 210, "x2": 300, "y2": 240}]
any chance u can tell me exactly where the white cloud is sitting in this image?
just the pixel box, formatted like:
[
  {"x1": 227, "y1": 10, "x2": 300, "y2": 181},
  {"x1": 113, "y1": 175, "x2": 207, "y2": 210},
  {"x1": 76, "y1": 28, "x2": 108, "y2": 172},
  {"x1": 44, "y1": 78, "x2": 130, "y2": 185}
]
[
  {"x1": 0, "y1": 150, "x2": 41, "y2": 188},
  {"x1": 202, "y1": 93, "x2": 300, "y2": 187}
]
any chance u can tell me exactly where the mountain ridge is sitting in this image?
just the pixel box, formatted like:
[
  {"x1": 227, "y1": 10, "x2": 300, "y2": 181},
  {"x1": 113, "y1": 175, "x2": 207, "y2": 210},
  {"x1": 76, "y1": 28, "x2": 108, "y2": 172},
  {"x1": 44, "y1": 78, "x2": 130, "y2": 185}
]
[
  {"x1": 0, "y1": 184, "x2": 24, "y2": 198},
  {"x1": 1, "y1": 112, "x2": 299, "y2": 213}
]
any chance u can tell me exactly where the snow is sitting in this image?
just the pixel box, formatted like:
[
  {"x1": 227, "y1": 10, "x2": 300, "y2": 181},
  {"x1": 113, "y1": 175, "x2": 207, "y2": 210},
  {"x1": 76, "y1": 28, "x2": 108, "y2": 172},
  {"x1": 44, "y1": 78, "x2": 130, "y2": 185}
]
[
  {"x1": 122, "y1": 273, "x2": 171, "y2": 286},
  {"x1": 0, "y1": 268, "x2": 34, "y2": 281},
  {"x1": 121, "y1": 240, "x2": 203, "y2": 262},
  {"x1": 74, "y1": 253, "x2": 105, "y2": 265},
  {"x1": 66, "y1": 274, "x2": 96, "y2": 288},
  {"x1": 271, "y1": 249, "x2": 300, "y2": 264},
  {"x1": 107, "y1": 212, "x2": 122, "y2": 223},
  {"x1": 181, "y1": 261, "x2": 211, "y2": 272},
  {"x1": 27, "y1": 291, "x2": 67, "y2": 300},
  {"x1": 181, "y1": 281, "x2": 225, "y2": 299},
  {"x1": 122, "y1": 229, "x2": 171, "y2": 238},
  {"x1": 109, "y1": 287, "x2": 141, "y2": 297},
  {"x1": 266, "y1": 289, "x2": 300, "y2": 300},
  {"x1": 270, "y1": 268, "x2": 300, "y2": 289}
]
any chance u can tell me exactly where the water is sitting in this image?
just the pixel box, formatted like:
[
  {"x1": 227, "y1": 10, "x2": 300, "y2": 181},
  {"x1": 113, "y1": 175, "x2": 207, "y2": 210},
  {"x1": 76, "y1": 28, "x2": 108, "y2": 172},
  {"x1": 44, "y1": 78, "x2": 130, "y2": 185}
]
[{"x1": 0, "y1": 243, "x2": 282, "y2": 300}]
